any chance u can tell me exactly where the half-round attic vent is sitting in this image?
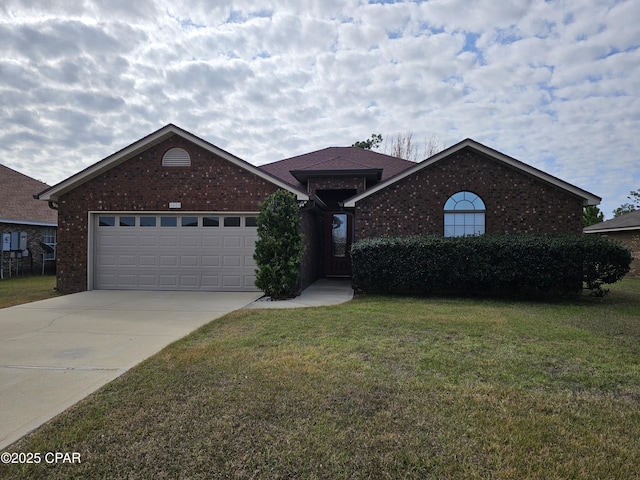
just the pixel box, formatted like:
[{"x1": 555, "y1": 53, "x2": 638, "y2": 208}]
[{"x1": 162, "y1": 147, "x2": 191, "y2": 167}]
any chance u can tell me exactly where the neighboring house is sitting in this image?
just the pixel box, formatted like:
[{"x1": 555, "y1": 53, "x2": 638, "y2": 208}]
[
  {"x1": 1, "y1": 164, "x2": 57, "y2": 277},
  {"x1": 584, "y1": 210, "x2": 640, "y2": 277},
  {"x1": 36, "y1": 124, "x2": 601, "y2": 294}
]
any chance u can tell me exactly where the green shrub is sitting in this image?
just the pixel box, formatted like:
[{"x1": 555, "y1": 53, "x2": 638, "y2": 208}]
[
  {"x1": 253, "y1": 190, "x2": 303, "y2": 299},
  {"x1": 351, "y1": 234, "x2": 632, "y2": 297}
]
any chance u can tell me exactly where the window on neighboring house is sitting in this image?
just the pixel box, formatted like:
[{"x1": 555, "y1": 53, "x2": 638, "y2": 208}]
[
  {"x1": 162, "y1": 148, "x2": 191, "y2": 167},
  {"x1": 444, "y1": 191, "x2": 486, "y2": 237},
  {"x1": 42, "y1": 228, "x2": 56, "y2": 260}
]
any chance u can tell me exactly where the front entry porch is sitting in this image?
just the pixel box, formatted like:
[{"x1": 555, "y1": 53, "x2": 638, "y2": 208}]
[{"x1": 323, "y1": 211, "x2": 353, "y2": 277}]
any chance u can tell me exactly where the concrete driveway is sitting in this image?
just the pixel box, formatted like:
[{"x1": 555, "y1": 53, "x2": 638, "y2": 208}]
[{"x1": 0, "y1": 290, "x2": 261, "y2": 449}]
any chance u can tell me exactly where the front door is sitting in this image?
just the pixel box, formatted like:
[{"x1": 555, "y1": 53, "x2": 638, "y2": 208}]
[{"x1": 324, "y1": 212, "x2": 353, "y2": 277}]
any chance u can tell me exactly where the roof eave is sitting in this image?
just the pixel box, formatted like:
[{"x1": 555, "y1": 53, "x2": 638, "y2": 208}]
[
  {"x1": 584, "y1": 226, "x2": 640, "y2": 234},
  {"x1": 0, "y1": 218, "x2": 57, "y2": 227},
  {"x1": 290, "y1": 168, "x2": 383, "y2": 183}
]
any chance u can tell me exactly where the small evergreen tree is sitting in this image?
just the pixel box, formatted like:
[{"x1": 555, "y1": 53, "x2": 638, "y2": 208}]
[
  {"x1": 583, "y1": 205, "x2": 604, "y2": 227},
  {"x1": 253, "y1": 190, "x2": 303, "y2": 299}
]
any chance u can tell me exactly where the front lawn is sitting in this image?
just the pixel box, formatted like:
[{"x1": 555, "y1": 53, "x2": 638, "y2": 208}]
[
  {"x1": 0, "y1": 275, "x2": 60, "y2": 308},
  {"x1": 2, "y1": 280, "x2": 639, "y2": 479}
]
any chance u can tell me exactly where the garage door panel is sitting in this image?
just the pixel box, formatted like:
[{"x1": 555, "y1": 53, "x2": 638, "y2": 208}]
[
  {"x1": 116, "y1": 274, "x2": 137, "y2": 287},
  {"x1": 159, "y1": 236, "x2": 179, "y2": 247},
  {"x1": 223, "y1": 255, "x2": 241, "y2": 267},
  {"x1": 94, "y1": 214, "x2": 259, "y2": 291},
  {"x1": 160, "y1": 255, "x2": 178, "y2": 266},
  {"x1": 118, "y1": 255, "x2": 137, "y2": 266},
  {"x1": 223, "y1": 236, "x2": 242, "y2": 248},
  {"x1": 97, "y1": 274, "x2": 117, "y2": 288},
  {"x1": 118, "y1": 236, "x2": 138, "y2": 247},
  {"x1": 139, "y1": 236, "x2": 158, "y2": 247},
  {"x1": 98, "y1": 234, "x2": 117, "y2": 247},
  {"x1": 139, "y1": 275, "x2": 158, "y2": 287},
  {"x1": 180, "y1": 236, "x2": 199, "y2": 247},
  {"x1": 139, "y1": 255, "x2": 157, "y2": 266},
  {"x1": 202, "y1": 236, "x2": 221, "y2": 247},
  {"x1": 179, "y1": 275, "x2": 199, "y2": 288},
  {"x1": 222, "y1": 276, "x2": 242, "y2": 287},
  {"x1": 180, "y1": 255, "x2": 199, "y2": 267},
  {"x1": 159, "y1": 275, "x2": 179, "y2": 287},
  {"x1": 97, "y1": 254, "x2": 117, "y2": 267},
  {"x1": 202, "y1": 275, "x2": 221, "y2": 288},
  {"x1": 202, "y1": 255, "x2": 221, "y2": 267}
]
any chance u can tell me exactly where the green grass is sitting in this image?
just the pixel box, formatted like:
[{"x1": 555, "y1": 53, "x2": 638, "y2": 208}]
[
  {"x1": 2, "y1": 280, "x2": 639, "y2": 479},
  {"x1": 0, "y1": 275, "x2": 61, "y2": 308}
]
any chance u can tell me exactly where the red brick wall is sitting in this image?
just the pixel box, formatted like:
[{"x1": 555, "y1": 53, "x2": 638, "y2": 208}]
[
  {"x1": 56, "y1": 135, "x2": 281, "y2": 293},
  {"x1": 355, "y1": 147, "x2": 584, "y2": 238},
  {"x1": 600, "y1": 231, "x2": 639, "y2": 278},
  {"x1": 298, "y1": 206, "x2": 321, "y2": 291}
]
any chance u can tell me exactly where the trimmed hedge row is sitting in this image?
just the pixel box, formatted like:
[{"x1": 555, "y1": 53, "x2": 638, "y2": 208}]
[{"x1": 351, "y1": 234, "x2": 632, "y2": 297}]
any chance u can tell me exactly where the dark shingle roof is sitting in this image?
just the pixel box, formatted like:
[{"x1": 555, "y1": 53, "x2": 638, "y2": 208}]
[
  {"x1": 258, "y1": 147, "x2": 415, "y2": 189},
  {"x1": 0, "y1": 164, "x2": 57, "y2": 225},
  {"x1": 584, "y1": 209, "x2": 640, "y2": 233}
]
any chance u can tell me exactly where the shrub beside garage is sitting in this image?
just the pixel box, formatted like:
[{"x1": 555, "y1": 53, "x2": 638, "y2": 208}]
[{"x1": 351, "y1": 234, "x2": 632, "y2": 297}]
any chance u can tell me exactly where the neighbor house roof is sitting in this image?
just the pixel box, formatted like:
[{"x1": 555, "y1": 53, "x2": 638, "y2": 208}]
[
  {"x1": 344, "y1": 138, "x2": 602, "y2": 208},
  {"x1": 37, "y1": 124, "x2": 309, "y2": 203},
  {"x1": 259, "y1": 147, "x2": 415, "y2": 190},
  {"x1": 584, "y1": 209, "x2": 640, "y2": 233},
  {"x1": 0, "y1": 164, "x2": 57, "y2": 227}
]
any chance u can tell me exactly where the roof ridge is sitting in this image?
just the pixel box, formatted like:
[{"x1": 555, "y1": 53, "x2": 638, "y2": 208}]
[{"x1": 294, "y1": 156, "x2": 375, "y2": 171}]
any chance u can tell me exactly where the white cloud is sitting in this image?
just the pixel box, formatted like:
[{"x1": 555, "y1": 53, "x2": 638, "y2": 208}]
[{"x1": 0, "y1": 0, "x2": 638, "y2": 218}]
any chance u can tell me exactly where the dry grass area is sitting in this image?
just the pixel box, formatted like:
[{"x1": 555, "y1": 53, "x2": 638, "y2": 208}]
[
  {"x1": 1, "y1": 280, "x2": 639, "y2": 479},
  {"x1": 0, "y1": 275, "x2": 60, "y2": 308}
]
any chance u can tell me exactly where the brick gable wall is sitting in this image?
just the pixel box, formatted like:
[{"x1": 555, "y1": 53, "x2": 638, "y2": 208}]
[
  {"x1": 355, "y1": 147, "x2": 584, "y2": 239},
  {"x1": 56, "y1": 135, "x2": 281, "y2": 293}
]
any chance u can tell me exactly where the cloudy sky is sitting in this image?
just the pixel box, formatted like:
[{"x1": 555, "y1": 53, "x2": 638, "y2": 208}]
[{"x1": 1, "y1": 0, "x2": 638, "y2": 218}]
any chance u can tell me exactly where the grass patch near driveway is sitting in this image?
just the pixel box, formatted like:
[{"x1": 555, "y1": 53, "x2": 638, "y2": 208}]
[
  {"x1": 3, "y1": 280, "x2": 639, "y2": 479},
  {"x1": 0, "y1": 275, "x2": 60, "y2": 308}
]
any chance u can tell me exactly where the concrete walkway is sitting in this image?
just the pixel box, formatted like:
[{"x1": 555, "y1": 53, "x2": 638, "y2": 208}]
[
  {"x1": 0, "y1": 290, "x2": 261, "y2": 449},
  {"x1": 244, "y1": 278, "x2": 354, "y2": 308},
  {"x1": 0, "y1": 279, "x2": 354, "y2": 449}
]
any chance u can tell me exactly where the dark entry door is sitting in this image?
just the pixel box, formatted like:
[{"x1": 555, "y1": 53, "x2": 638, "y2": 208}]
[{"x1": 324, "y1": 212, "x2": 353, "y2": 277}]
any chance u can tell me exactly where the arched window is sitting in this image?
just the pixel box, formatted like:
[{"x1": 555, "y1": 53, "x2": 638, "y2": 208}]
[
  {"x1": 444, "y1": 191, "x2": 485, "y2": 237},
  {"x1": 162, "y1": 147, "x2": 191, "y2": 167}
]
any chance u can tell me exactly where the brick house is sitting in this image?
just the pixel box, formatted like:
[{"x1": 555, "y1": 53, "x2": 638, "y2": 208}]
[
  {"x1": 1, "y1": 164, "x2": 57, "y2": 277},
  {"x1": 584, "y1": 210, "x2": 640, "y2": 277},
  {"x1": 36, "y1": 124, "x2": 600, "y2": 294}
]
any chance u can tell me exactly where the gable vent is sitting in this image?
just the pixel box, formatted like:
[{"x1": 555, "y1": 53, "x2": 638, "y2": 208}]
[{"x1": 162, "y1": 148, "x2": 191, "y2": 167}]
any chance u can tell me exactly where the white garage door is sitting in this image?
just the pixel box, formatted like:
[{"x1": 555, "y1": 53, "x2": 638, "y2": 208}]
[{"x1": 93, "y1": 214, "x2": 260, "y2": 291}]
